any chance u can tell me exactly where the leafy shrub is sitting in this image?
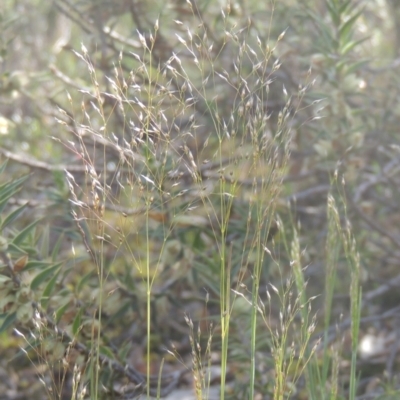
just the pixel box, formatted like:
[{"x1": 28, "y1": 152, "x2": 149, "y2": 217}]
[{"x1": 2, "y1": 0, "x2": 400, "y2": 399}]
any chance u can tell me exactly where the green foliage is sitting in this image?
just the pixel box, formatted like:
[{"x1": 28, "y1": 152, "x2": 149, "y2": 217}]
[
  {"x1": 1, "y1": 0, "x2": 400, "y2": 399},
  {"x1": 0, "y1": 164, "x2": 64, "y2": 336}
]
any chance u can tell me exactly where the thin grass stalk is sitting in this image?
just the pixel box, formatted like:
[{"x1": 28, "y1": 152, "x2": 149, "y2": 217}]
[
  {"x1": 346, "y1": 238, "x2": 361, "y2": 400},
  {"x1": 95, "y1": 114, "x2": 107, "y2": 400},
  {"x1": 249, "y1": 269, "x2": 258, "y2": 399},
  {"x1": 79, "y1": 46, "x2": 108, "y2": 400},
  {"x1": 143, "y1": 28, "x2": 157, "y2": 398},
  {"x1": 344, "y1": 193, "x2": 361, "y2": 400},
  {"x1": 290, "y1": 228, "x2": 315, "y2": 399},
  {"x1": 156, "y1": 358, "x2": 164, "y2": 400},
  {"x1": 205, "y1": 323, "x2": 213, "y2": 400},
  {"x1": 337, "y1": 181, "x2": 361, "y2": 399},
  {"x1": 250, "y1": 162, "x2": 272, "y2": 397},
  {"x1": 329, "y1": 343, "x2": 340, "y2": 400},
  {"x1": 145, "y1": 206, "x2": 151, "y2": 398},
  {"x1": 249, "y1": 198, "x2": 271, "y2": 399},
  {"x1": 249, "y1": 224, "x2": 260, "y2": 400},
  {"x1": 321, "y1": 194, "x2": 341, "y2": 398},
  {"x1": 349, "y1": 289, "x2": 362, "y2": 400},
  {"x1": 218, "y1": 154, "x2": 231, "y2": 400}
]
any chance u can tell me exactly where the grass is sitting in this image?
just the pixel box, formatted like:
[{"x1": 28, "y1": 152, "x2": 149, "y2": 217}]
[
  {"x1": 59, "y1": 10, "x2": 312, "y2": 398},
  {"x1": 58, "y1": 13, "x2": 359, "y2": 400}
]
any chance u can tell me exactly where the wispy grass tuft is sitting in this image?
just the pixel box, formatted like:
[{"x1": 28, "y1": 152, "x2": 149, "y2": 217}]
[{"x1": 55, "y1": 9, "x2": 324, "y2": 398}]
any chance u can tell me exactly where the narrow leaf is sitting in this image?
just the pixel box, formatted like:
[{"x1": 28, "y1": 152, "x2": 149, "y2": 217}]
[
  {"x1": 1, "y1": 203, "x2": 28, "y2": 230},
  {"x1": 12, "y1": 219, "x2": 41, "y2": 246},
  {"x1": 0, "y1": 312, "x2": 16, "y2": 334},
  {"x1": 340, "y1": 37, "x2": 369, "y2": 56},
  {"x1": 22, "y1": 260, "x2": 55, "y2": 272},
  {"x1": 55, "y1": 301, "x2": 70, "y2": 324},
  {"x1": 6, "y1": 242, "x2": 27, "y2": 255},
  {"x1": 99, "y1": 345, "x2": 116, "y2": 360},
  {"x1": 76, "y1": 269, "x2": 95, "y2": 294},
  {"x1": 345, "y1": 59, "x2": 370, "y2": 75},
  {"x1": 51, "y1": 233, "x2": 64, "y2": 262},
  {"x1": 326, "y1": 0, "x2": 340, "y2": 26},
  {"x1": 0, "y1": 160, "x2": 9, "y2": 175},
  {"x1": 30, "y1": 263, "x2": 62, "y2": 290},
  {"x1": 72, "y1": 308, "x2": 83, "y2": 336},
  {"x1": 41, "y1": 269, "x2": 62, "y2": 307},
  {"x1": 0, "y1": 175, "x2": 30, "y2": 213},
  {"x1": 339, "y1": 9, "x2": 364, "y2": 45}
]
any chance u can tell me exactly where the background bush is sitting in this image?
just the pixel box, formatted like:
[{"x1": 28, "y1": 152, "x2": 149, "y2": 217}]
[{"x1": 1, "y1": 0, "x2": 400, "y2": 399}]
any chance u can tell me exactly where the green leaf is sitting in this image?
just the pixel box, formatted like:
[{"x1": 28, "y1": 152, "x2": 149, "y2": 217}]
[
  {"x1": 55, "y1": 301, "x2": 70, "y2": 324},
  {"x1": 339, "y1": 9, "x2": 364, "y2": 45},
  {"x1": 41, "y1": 270, "x2": 62, "y2": 308},
  {"x1": 12, "y1": 219, "x2": 41, "y2": 246},
  {"x1": 326, "y1": 0, "x2": 340, "y2": 26},
  {"x1": 76, "y1": 269, "x2": 95, "y2": 294},
  {"x1": 304, "y1": 9, "x2": 336, "y2": 52},
  {"x1": 99, "y1": 345, "x2": 116, "y2": 360},
  {"x1": 51, "y1": 232, "x2": 64, "y2": 262},
  {"x1": 107, "y1": 301, "x2": 130, "y2": 324},
  {"x1": 0, "y1": 311, "x2": 16, "y2": 334},
  {"x1": 6, "y1": 242, "x2": 27, "y2": 255},
  {"x1": 0, "y1": 160, "x2": 9, "y2": 175},
  {"x1": 1, "y1": 202, "x2": 28, "y2": 230},
  {"x1": 72, "y1": 307, "x2": 83, "y2": 336},
  {"x1": 0, "y1": 235, "x2": 8, "y2": 252},
  {"x1": 317, "y1": 23, "x2": 337, "y2": 52},
  {"x1": 39, "y1": 224, "x2": 49, "y2": 259},
  {"x1": 52, "y1": 170, "x2": 66, "y2": 192},
  {"x1": 340, "y1": 36, "x2": 369, "y2": 56},
  {"x1": 30, "y1": 263, "x2": 62, "y2": 290},
  {"x1": 338, "y1": 0, "x2": 353, "y2": 15},
  {"x1": 344, "y1": 59, "x2": 370, "y2": 75},
  {"x1": 23, "y1": 260, "x2": 55, "y2": 271},
  {"x1": 335, "y1": 59, "x2": 347, "y2": 74},
  {"x1": 0, "y1": 174, "x2": 29, "y2": 197},
  {"x1": 0, "y1": 174, "x2": 30, "y2": 214},
  {"x1": 0, "y1": 194, "x2": 15, "y2": 215}
]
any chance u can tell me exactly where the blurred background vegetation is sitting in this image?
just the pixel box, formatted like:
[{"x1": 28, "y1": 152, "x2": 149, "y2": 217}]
[{"x1": 1, "y1": 0, "x2": 400, "y2": 399}]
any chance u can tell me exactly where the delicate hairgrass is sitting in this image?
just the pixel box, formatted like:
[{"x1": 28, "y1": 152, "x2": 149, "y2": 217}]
[
  {"x1": 58, "y1": 11, "x2": 318, "y2": 398},
  {"x1": 8, "y1": 2, "x2": 362, "y2": 399}
]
